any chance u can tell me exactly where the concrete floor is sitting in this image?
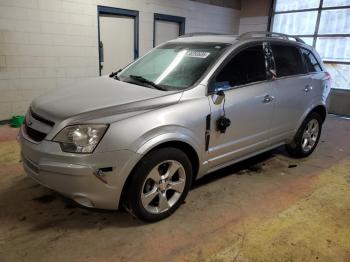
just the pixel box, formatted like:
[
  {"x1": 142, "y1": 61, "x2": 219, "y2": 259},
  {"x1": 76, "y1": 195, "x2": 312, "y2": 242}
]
[{"x1": 0, "y1": 115, "x2": 350, "y2": 262}]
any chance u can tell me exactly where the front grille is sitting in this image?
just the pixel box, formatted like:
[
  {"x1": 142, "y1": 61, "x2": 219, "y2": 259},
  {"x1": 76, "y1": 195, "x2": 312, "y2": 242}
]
[
  {"x1": 25, "y1": 124, "x2": 47, "y2": 142},
  {"x1": 30, "y1": 109, "x2": 54, "y2": 126},
  {"x1": 24, "y1": 109, "x2": 55, "y2": 142}
]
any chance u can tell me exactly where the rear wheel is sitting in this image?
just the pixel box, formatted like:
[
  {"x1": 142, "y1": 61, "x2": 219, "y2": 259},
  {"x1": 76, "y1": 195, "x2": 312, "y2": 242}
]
[
  {"x1": 286, "y1": 112, "x2": 322, "y2": 158},
  {"x1": 126, "y1": 147, "x2": 192, "y2": 222}
]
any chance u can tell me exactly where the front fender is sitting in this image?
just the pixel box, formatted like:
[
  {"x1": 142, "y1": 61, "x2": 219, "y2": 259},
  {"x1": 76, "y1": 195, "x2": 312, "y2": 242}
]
[
  {"x1": 113, "y1": 127, "x2": 204, "y2": 208},
  {"x1": 134, "y1": 127, "x2": 203, "y2": 163}
]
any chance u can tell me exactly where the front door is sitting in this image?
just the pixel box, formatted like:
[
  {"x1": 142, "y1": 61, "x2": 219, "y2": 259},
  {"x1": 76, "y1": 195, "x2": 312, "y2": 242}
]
[{"x1": 207, "y1": 43, "x2": 275, "y2": 169}]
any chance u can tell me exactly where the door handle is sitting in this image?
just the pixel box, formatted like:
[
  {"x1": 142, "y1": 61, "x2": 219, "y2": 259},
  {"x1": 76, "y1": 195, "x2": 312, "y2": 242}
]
[
  {"x1": 304, "y1": 85, "x2": 313, "y2": 92},
  {"x1": 262, "y1": 94, "x2": 274, "y2": 103}
]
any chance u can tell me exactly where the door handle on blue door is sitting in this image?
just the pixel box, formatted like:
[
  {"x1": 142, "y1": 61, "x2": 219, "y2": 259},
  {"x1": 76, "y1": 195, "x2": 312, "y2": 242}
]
[
  {"x1": 304, "y1": 85, "x2": 313, "y2": 92},
  {"x1": 262, "y1": 95, "x2": 274, "y2": 103}
]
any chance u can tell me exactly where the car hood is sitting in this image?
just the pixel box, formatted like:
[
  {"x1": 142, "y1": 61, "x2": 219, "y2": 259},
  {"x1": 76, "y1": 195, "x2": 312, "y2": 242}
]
[{"x1": 31, "y1": 77, "x2": 182, "y2": 124}]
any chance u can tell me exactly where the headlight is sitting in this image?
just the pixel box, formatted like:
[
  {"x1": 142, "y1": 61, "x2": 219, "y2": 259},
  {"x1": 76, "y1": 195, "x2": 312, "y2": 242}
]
[{"x1": 53, "y1": 124, "x2": 108, "y2": 153}]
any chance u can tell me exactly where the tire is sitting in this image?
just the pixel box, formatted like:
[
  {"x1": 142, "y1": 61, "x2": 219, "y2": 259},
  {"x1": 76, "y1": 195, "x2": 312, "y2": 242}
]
[
  {"x1": 126, "y1": 147, "x2": 193, "y2": 222},
  {"x1": 286, "y1": 112, "x2": 323, "y2": 158}
]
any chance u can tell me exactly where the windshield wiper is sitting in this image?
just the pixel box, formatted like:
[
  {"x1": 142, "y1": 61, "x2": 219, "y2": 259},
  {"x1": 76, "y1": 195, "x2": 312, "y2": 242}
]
[
  {"x1": 109, "y1": 69, "x2": 122, "y2": 80},
  {"x1": 129, "y1": 75, "x2": 167, "y2": 91}
]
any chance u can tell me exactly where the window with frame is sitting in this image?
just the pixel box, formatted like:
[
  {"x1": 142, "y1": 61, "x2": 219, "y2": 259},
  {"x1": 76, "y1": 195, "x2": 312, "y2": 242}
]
[
  {"x1": 271, "y1": 44, "x2": 305, "y2": 77},
  {"x1": 271, "y1": 0, "x2": 350, "y2": 89},
  {"x1": 300, "y1": 48, "x2": 323, "y2": 72},
  {"x1": 214, "y1": 45, "x2": 267, "y2": 90}
]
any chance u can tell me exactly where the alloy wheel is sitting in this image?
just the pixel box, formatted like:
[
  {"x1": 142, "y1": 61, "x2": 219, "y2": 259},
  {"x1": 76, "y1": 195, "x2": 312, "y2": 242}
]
[
  {"x1": 301, "y1": 119, "x2": 319, "y2": 153},
  {"x1": 141, "y1": 160, "x2": 186, "y2": 214}
]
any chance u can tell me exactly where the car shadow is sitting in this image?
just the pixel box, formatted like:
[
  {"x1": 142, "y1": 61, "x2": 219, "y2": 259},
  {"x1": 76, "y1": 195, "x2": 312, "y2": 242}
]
[
  {"x1": 0, "y1": 146, "x2": 289, "y2": 231},
  {"x1": 192, "y1": 146, "x2": 288, "y2": 189},
  {"x1": 0, "y1": 172, "x2": 143, "y2": 230}
]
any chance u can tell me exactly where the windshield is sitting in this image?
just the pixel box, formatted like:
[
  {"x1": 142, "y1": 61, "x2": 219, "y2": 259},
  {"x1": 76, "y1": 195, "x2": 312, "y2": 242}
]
[{"x1": 117, "y1": 42, "x2": 230, "y2": 91}]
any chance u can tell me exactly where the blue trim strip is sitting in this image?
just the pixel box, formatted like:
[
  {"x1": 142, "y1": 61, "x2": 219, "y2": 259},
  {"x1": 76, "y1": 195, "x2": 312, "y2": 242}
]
[
  {"x1": 153, "y1": 13, "x2": 186, "y2": 47},
  {"x1": 97, "y1": 6, "x2": 139, "y2": 76},
  {"x1": 98, "y1": 6, "x2": 138, "y2": 17}
]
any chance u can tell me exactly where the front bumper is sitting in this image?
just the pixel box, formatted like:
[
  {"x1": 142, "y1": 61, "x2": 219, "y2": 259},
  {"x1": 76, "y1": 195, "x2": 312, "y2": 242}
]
[{"x1": 19, "y1": 126, "x2": 141, "y2": 209}]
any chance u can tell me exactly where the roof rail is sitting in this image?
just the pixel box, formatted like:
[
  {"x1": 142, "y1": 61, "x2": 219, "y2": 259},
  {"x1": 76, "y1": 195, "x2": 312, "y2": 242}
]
[
  {"x1": 238, "y1": 31, "x2": 305, "y2": 44},
  {"x1": 177, "y1": 31, "x2": 305, "y2": 44},
  {"x1": 178, "y1": 32, "x2": 228, "y2": 38}
]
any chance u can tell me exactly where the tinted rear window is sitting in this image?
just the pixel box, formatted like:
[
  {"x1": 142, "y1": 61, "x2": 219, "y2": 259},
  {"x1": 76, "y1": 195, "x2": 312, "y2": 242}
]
[
  {"x1": 271, "y1": 44, "x2": 305, "y2": 77},
  {"x1": 300, "y1": 48, "x2": 322, "y2": 72}
]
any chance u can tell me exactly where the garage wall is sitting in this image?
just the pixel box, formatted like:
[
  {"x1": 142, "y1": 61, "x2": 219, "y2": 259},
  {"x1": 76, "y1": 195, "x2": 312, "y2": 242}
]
[
  {"x1": 0, "y1": 0, "x2": 240, "y2": 121},
  {"x1": 329, "y1": 89, "x2": 350, "y2": 116},
  {"x1": 238, "y1": 0, "x2": 271, "y2": 33},
  {"x1": 239, "y1": 16, "x2": 269, "y2": 34},
  {"x1": 191, "y1": 0, "x2": 241, "y2": 10}
]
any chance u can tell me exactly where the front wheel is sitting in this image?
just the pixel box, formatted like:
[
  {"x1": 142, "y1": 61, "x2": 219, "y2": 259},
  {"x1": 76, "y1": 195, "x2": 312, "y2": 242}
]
[
  {"x1": 126, "y1": 147, "x2": 192, "y2": 222},
  {"x1": 286, "y1": 112, "x2": 323, "y2": 158}
]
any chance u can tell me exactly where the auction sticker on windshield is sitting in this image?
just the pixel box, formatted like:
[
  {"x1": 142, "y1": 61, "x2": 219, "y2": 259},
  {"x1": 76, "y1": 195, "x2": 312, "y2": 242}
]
[{"x1": 185, "y1": 51, "x2": 210, "y2": 58}]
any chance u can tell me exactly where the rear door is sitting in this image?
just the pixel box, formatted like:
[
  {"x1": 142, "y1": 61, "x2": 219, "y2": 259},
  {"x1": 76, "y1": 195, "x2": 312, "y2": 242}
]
[
  {"x1": 207, "y1": 43, "x2": 275, "y2": 169},
  {"x1": 268, "y1": 43, "x2": 311, "y2": 144}
]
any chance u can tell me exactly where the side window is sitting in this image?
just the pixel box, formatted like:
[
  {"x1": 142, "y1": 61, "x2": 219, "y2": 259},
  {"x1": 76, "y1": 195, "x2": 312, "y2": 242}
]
[
  {"x1": 215, "y1": 44, "x2": 267, "y2": 90},
  {"x1": 271, "y1": 44, "x2": 305, "y2": 77},
  {"x1": 300, "y1": 48, "x2": 322, "y2": 73}
]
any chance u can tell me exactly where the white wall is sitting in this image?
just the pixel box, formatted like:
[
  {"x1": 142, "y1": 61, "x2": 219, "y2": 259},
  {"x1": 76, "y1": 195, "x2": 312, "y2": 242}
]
[
  {"x1": 238, "y1": 0, "x2": 271, "y2": 34},
  {"x1": 238, "y1": 16, "x2": 269, "y2": 34},
  {"x1": 0, "y1": 0, "x2": 240, "y2": 121}
]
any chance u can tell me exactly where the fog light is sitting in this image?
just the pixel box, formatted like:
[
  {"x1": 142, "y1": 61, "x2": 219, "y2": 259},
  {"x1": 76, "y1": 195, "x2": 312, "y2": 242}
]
[{"x1": 73, "y1": 195, "x2": 94, "y2": 208}]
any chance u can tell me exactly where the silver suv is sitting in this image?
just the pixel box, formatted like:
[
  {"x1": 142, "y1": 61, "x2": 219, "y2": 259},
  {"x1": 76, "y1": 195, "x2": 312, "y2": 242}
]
[{"x1": 20, "y1": 32, "x2": 331, "y2": 222}]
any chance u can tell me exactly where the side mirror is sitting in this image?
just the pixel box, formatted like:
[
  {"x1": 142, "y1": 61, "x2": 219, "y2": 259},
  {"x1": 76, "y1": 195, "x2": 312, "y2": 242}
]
[{"x1": 212, "y1": 90, "x2": 225, "y2": 105}]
